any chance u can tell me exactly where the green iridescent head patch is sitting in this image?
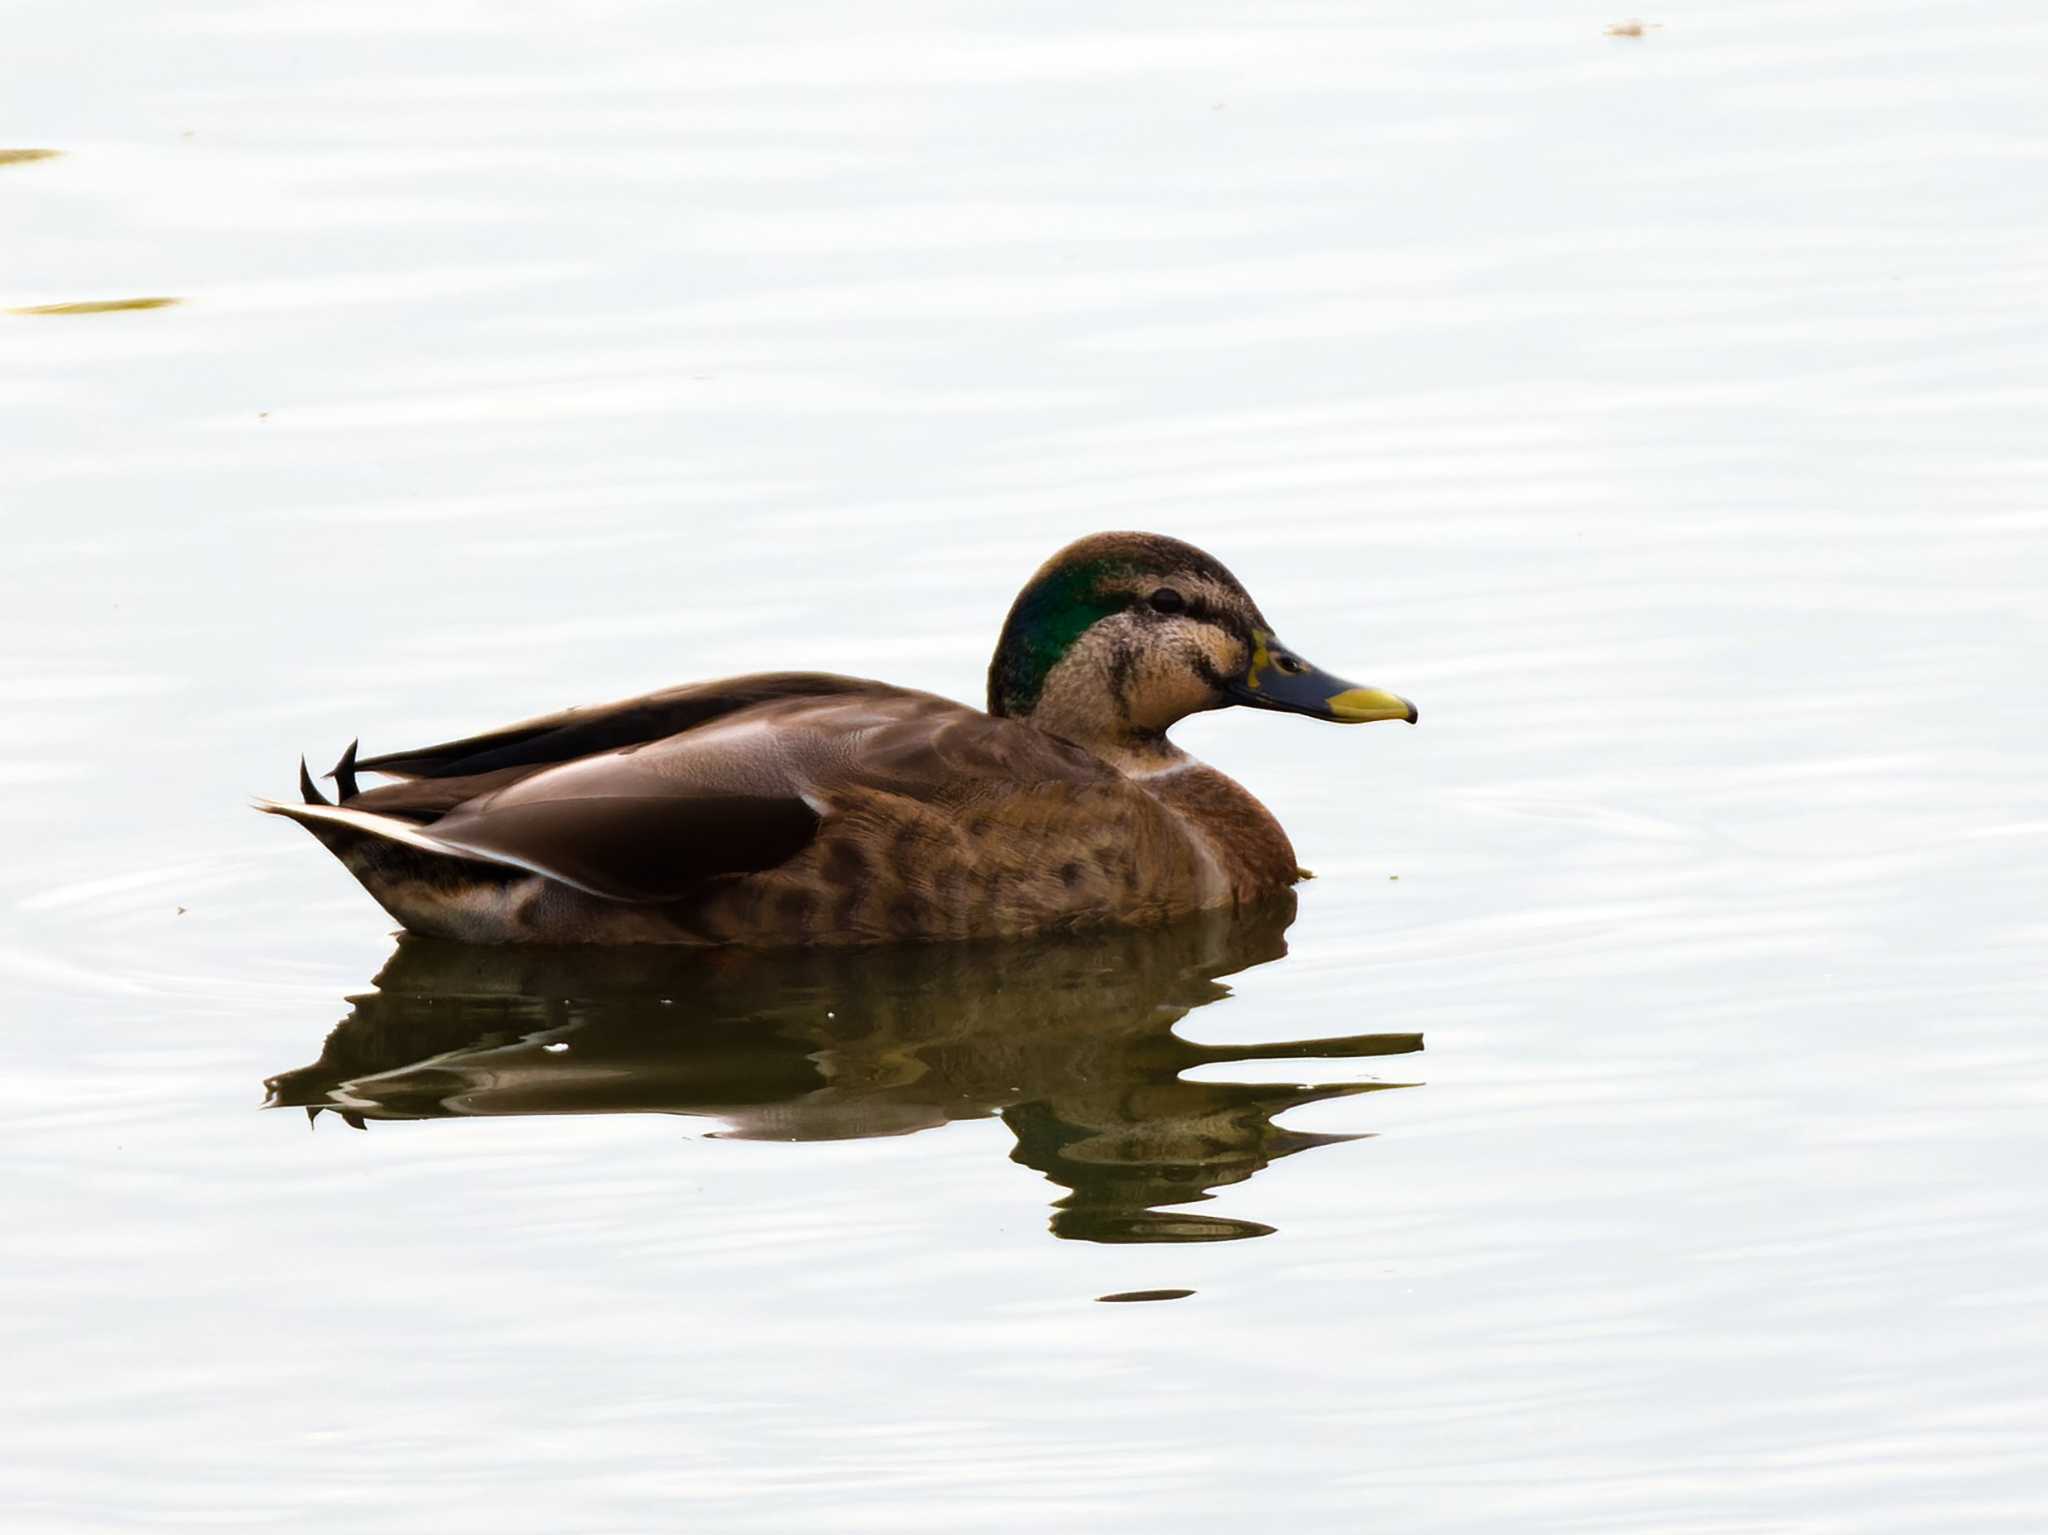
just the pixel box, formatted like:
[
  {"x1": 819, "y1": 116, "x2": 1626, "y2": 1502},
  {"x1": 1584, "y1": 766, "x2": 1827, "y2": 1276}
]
[{"x1": 986, "y1": 559, "x2": 1129, "y2": 717}]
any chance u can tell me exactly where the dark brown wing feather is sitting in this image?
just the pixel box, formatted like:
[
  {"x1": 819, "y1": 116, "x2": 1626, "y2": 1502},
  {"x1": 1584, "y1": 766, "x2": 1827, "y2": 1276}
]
[
  {"x1": 354, "y1": 672, "x2": 875, "y2": 778},
  {"x1": 344, "y1": 767, "x2": 533, "y2": 822},
  {"x1": 426, "y1": 792, "x2": 820, "y2": 901}
]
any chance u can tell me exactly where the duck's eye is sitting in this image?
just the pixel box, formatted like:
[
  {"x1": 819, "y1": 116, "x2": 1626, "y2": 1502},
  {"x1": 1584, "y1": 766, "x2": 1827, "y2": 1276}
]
[{"x1": 1147, "y1": 588, "x2": 1186, "y2": 615}]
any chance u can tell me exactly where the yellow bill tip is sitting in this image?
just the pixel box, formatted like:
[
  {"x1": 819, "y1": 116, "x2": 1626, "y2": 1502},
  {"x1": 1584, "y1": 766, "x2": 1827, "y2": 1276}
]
[{"x1": 1326, "y1": 688, "x2": 1418, "y2": 724}]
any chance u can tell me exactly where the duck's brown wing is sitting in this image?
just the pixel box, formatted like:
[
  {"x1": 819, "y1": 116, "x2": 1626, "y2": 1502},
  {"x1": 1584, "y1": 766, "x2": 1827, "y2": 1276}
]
[
  {"x1": 353, "y1": 671, "x2": 877, "y2": 779},
  {"x1": 412, "y1": 789, "x2": 823, "y2": 902},
  {"x1": 308, "y1": 679, "x2": 1109, "y2": 908},
  {"x1": 276, "y1": 675, "x2": 872, "y2": 903},
  {"x1": 338, "y1": 671, "x2": 873, "y2": 829}
]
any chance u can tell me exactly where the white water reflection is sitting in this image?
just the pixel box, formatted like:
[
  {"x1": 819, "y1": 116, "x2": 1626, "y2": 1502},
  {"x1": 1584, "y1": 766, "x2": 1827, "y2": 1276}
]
[{"x1": 4, "y1": 0, "x2": 2046, "y2": 1529}]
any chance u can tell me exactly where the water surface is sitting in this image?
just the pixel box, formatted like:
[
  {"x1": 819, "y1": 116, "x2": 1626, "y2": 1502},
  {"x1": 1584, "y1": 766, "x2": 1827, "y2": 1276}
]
[{"x1": 4, "y1": 2, "x2": 2045, "y2": 1530}]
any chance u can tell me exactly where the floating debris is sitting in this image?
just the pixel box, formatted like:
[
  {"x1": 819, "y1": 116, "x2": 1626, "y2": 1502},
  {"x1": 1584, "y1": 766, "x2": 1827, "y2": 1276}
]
[
  {"x1": 1096, "y1": 1288, "x2": 1196, "y2": 1304},
  {"x1": 9, "y1": 297, "x2": 181, "y2": 316},
  {"x1": 1605, "y1": 19, "x2": 1661, "y2": 36},
  {"x1": 0, "y1": 149, "x2": 61, "y2": 166}
]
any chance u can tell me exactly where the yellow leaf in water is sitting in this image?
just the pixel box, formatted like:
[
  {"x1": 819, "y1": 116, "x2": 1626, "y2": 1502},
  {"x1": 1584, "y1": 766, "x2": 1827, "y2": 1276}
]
[
  {"x1": 9, "y1": 297, "x2": 182, "y2": 316},
  {"x1": 0, "y1": 148, "x2": 62, "y2": 166}
]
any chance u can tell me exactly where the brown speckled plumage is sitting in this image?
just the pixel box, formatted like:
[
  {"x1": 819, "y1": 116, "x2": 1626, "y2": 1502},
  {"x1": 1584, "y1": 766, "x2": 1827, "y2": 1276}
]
[{"x1": 263, "y1": 533, "x2": 1414, "y2": 945}]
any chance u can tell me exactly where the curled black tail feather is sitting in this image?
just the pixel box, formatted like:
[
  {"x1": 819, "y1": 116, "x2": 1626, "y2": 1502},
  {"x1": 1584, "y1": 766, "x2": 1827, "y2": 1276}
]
[
  {"x1": 330, "y1": 738, "x2": 361, "y2": 802},
  {"x1": 298, "y1": 757, "x2": 331, "y2": 807}
]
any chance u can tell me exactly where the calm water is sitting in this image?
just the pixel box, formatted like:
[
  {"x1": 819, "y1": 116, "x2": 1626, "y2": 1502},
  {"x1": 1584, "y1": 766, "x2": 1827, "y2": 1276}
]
[{"x1": 5, "y1": 2, "x2": 2045, "y2": 1529}]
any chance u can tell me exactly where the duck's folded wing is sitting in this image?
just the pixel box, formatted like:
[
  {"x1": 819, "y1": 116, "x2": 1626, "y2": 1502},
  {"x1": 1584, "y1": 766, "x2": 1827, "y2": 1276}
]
[
  {"x1": 293, "y1": 674, "x2": 881, "y2": 901},
  {"x1": 423, "y1": 787, "x2": 820, "y2": 901},
  {"x1": 353, "y1": 672, "x2": 875, "y2": 779},
  {"x1": 265, "y1": 782, "x2": 821, "y2": 905},
  {"x1": 292, "y1": 677, "x2": 1104, "y2": 907}
]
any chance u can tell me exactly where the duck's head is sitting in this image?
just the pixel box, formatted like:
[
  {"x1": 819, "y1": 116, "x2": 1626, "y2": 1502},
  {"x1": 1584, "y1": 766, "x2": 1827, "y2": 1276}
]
[{"x1": 987, "y1": 532, "x2": 1415, "y2": 763}]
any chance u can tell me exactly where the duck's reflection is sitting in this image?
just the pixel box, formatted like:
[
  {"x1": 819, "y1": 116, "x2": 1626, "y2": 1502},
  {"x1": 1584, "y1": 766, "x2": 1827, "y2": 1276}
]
[{"x1": 266, "y1": 896, "x2": 1421, "y2": 1243}]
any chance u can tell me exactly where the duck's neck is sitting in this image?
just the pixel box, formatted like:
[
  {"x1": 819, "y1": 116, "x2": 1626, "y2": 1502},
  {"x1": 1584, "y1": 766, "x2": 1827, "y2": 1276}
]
[
  {"x1": 1007, "y1": 667, "x2": 1187, "y2": 773},
  {"x1": 1006, "y1": 641, "x2": 1196, "y2": 777},
  {"x1": 1034, "y1": 716, "x2": 1190, "y2": 780},
  {"x1": 1015, "y1": 699, "x2": 1304, "y2": 899}
]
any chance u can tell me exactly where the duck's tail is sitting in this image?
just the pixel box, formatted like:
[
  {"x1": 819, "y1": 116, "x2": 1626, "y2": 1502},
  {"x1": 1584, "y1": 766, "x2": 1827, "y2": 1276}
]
[{"x1": 258, "y1": 759, "x2": 535, "y2": 940}]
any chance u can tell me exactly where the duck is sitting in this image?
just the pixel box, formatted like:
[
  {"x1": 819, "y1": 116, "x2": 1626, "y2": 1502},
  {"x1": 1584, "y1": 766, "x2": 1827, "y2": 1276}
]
[{"x1": 262, "y1": 531, "x2": 1416, "y2": 945}]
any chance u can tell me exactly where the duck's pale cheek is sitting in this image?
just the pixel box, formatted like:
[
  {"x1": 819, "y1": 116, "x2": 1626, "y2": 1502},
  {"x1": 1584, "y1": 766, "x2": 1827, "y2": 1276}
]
[{"x1": 1126, "y1": 659, "x2": 1226, "y2": 731}]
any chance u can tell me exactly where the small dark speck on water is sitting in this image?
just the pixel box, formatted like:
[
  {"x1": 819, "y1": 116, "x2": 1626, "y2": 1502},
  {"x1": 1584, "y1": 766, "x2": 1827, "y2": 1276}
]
[
  {"x1": 1605, "y1": 19, "x2": 1660, "y2": 36},
  {"x1": 1096, "y1": 1288, "x2": 1195, "y2": 1304},
  {"x1": 176, "y1": 906, "x2": 187, "y2": 915}
]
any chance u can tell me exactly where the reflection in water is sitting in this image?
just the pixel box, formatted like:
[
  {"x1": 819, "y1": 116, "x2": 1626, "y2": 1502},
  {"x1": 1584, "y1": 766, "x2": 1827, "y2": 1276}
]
[{"x1": 266, "y1": 897, "x2": 1422, "y2": 1243}]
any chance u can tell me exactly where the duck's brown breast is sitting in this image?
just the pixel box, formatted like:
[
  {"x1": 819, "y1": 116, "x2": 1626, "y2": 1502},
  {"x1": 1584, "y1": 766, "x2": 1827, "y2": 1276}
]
[{"x1": 1136, "y1": 764, "x2": 1301, "y2": 905}]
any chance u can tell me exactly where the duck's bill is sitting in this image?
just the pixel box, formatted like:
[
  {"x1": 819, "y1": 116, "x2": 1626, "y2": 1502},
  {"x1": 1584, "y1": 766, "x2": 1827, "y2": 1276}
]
[{"x1": 1227, "y1": 638, "x2": 1418, "y2": 724}]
